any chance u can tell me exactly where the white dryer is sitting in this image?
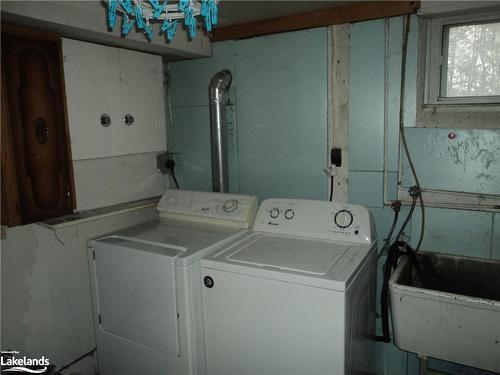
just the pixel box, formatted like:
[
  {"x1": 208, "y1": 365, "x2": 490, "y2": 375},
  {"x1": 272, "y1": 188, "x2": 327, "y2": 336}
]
[
  {"x1": 88, "y1": 189, "x2": 258, "y2": 375},
  {"x1": 201, "y1": 198, "x2": 377, "y2": 375}
]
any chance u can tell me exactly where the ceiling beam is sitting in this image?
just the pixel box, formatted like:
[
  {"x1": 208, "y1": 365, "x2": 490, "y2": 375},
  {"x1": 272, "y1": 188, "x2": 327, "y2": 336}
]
[{"x1": 211, "y1": 1, "x2": 420, "y2": 42}]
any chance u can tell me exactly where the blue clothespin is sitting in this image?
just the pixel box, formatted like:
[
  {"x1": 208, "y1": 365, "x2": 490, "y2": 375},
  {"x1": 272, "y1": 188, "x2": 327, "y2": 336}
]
[
  {"x1": 184, "y1": 6, "x2": 193, "y2": 27},
  {"x1": 122, "y1": 14, "x2": 135, "y2": 36},
  {"x1": 134, "y1": 4, "x2": 146, "y2": 29},
  {"x1": 107, "y1": 0, "x2": 118, "y2": 29},
  {"x1": 179, "y1": 0, "x2": 189, "y2": 12},
  {"x1": 205, "y1": 17, "x2": 212, "y2": 32},
  {"x1": 209, "y1": 0, "x2": 218, "y2": 25},
  {"x1": 144, "y1": 21, "x2": 154, "y2": 40},
  {"x1": 161, "y1": 19, "x2": 178, "y2": 41},
  {"x1": 201, "y1": 0, "x2": 208, "y2": 17},
  {"x1": 148, "y1": 0, "x2": 165, "y2": 19},
  {"x1": 189, "y1": 20, "x2": 196, "y2": 38},
  {"x1": 119, "y1": 0, "x2": 134, "y2": 14}
]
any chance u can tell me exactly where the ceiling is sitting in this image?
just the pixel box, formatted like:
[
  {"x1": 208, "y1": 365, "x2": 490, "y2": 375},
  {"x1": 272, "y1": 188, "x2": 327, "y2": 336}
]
[{"x1": 215, "y1": 1, "x2": 355, "y2": 27}]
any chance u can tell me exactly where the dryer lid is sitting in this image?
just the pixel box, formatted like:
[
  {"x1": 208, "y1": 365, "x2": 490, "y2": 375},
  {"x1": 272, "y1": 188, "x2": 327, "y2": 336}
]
[{"x1": 226, "y1": 235, "x2": 349, "y2": 275}]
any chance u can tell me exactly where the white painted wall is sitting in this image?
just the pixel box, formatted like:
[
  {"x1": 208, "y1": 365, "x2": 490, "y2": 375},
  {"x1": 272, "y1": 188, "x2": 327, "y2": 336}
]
[
  {"x1": 73, "y1": 153, "x2": 168, "y2": 210},
  {"x1": 1, "y1": 207, "x2": 158, "y2": 372}
]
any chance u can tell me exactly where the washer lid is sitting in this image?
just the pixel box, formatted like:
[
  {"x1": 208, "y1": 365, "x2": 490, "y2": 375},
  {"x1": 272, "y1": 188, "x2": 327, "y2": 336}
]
[{"x1": 226, "y1": 235, "x2": 349, "y2": 275}]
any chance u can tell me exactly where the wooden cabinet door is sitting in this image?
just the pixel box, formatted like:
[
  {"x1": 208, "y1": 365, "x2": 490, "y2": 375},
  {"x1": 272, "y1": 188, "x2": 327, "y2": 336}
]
[{"x1": 2, "y1": 28, "x2": 75, "y2": 224}]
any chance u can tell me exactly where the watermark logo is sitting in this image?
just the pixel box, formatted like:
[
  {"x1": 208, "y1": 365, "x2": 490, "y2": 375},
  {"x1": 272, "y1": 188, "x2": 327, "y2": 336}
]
[{"x1": 1, "y1": 350, "x2": 49, "y2": 373}]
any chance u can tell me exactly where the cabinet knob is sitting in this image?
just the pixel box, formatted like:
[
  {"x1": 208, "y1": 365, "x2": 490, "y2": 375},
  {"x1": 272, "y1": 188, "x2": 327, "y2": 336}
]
[
  {"x1": 124, "y1": 114, "x2": 134, "y2": 126},
  {"x1": 100, "y1": 113, "x2": 111, "y2": 127}
]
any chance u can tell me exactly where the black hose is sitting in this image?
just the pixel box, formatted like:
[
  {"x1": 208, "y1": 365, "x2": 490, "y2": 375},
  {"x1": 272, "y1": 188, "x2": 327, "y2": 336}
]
[
  {"x1": 376, "y1": 241, "x2": 426, "y2": 343},
  {"x1": 378, "y1": 211, "x2": 399, "y2": 260}
]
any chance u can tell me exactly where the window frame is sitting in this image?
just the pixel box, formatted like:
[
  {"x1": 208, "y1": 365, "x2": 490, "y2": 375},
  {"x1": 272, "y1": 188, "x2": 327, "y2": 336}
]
[
  {"x1": 416, "y1": 12, "x2": 500, "y2": 130},
  {"x1": 424, "y1": 13, "x2": 500, "y2": 105}
]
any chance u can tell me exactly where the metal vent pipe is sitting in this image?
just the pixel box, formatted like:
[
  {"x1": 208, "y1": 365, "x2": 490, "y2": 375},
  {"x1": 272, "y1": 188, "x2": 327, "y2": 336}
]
[{"x1": 209, "y1": 70, "x2": 232, "y2": 192}]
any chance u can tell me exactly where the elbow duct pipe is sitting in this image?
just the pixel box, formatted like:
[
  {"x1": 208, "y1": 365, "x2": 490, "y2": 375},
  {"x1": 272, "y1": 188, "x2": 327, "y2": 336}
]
[{"x1": 209, "y1": 70, "x2": 232, "y2": 193}]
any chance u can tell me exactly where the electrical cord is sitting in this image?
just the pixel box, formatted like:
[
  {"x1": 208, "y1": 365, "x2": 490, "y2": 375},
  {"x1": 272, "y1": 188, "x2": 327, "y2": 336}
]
[
  {"x1": 171, "y1": 170, "x2": 180, "y2": 189},
  {"x1": 165, "y1": 159, "x2": 180, "y2": 189},
  {"x1": 329, "y1": 175, "x2": 334, "y2": 202},
  {"x1": 399, "y1": 15, "x2": 425, "y2": 252}
]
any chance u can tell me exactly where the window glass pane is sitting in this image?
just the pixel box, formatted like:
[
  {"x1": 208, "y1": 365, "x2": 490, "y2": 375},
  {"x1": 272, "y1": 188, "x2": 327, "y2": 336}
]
[{"x1": 444, "y1": 21, "x2": 500, "y2": 97}]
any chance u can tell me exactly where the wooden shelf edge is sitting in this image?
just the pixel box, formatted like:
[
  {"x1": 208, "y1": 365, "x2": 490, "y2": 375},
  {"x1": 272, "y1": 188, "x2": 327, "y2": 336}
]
[{"x1": 211, "y1": 1, "x2": 420, "y2": 42}]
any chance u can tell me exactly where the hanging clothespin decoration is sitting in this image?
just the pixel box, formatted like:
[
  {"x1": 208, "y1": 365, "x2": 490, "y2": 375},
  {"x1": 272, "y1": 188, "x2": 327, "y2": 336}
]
[
  {"x1": 122, "y1": 13, "x2": 135, "y2": 36},
  {"x1": 108, "y1": 0, "x2": 118, "y2": 29},
  {"x1": 107, "y1": 0, "x2": 218, "y2": 42}
]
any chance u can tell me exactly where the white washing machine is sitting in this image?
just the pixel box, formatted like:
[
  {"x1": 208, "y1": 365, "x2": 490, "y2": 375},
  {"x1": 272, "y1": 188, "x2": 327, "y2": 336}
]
[
  {"x1": 201, "y1": 198, "x2": 377, "y2": 375},
  {"x1": 88, "y1": 189, "x2": 258, "y2": 375}
]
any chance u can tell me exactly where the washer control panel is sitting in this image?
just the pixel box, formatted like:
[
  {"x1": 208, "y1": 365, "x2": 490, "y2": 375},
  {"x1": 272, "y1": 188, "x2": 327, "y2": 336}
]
[
  {"x1": 157, "y1": 189, "x2": 258, "y2": 228},
  {"x1": 254, "y1": 199, "x2": 373, "y2": 244}
]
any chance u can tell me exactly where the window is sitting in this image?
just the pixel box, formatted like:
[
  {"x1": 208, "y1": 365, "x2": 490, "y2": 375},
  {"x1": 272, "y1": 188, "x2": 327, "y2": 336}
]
[
  {"x1": 417, "y1": 12, "x2": 500, "y2": 129},
  {"x1": 442, "y1": 21, "x2": 500, "y2": 99}
]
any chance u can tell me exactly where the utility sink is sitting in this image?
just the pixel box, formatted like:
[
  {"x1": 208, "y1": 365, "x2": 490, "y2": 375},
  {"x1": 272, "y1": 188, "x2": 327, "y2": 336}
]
[{"x1": 389, "y1": 251, "x2": 500, "y2": 373}]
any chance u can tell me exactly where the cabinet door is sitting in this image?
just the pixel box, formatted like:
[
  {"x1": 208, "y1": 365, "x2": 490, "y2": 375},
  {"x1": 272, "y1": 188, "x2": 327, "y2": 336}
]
[
  {"x1": 117, "y1": 48, "x2": 166, "y2": 155},
  {"x1": 2, "y1": 30, "x2": 75, "y2": 223},
  {"x1": 62, "y1": 39, "x2": 166, "y2": 159},
  {"x1": 62, "y1": 38, "x2": 120, "y2": 160}
]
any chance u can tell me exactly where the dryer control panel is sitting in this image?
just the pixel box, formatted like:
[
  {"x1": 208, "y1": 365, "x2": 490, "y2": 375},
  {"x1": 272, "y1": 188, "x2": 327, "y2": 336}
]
[
  {"x1": 254, "y1": 199, "x2": 374, "y2": 244},
  {"x1": 158, "y1": 189, "x2": 258, "y2": 229}
]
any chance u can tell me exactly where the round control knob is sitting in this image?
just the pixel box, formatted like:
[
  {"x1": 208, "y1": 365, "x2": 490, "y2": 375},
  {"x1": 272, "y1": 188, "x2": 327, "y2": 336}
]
[
  {"x1": 284, "y1": 209, "x2": 295, "y2": 220},
  {"x1": 223, "y1": 199, "x2": 238, "y2": 213},
  {"x1": 334, "y1": 209, "x2": 353, "y2": 228},
  {"x1": 269, "y1": 208, "x2": 280, "y2": 219}
]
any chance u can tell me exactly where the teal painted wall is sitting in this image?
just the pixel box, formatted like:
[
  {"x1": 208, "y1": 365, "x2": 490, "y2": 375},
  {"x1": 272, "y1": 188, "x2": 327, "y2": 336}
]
[
  {"x1": 349, "y1": 16, "x2": 499, "y2": 375},
  {"x1": 170, "y1": 28, "x2": 328, "y2": 201}
]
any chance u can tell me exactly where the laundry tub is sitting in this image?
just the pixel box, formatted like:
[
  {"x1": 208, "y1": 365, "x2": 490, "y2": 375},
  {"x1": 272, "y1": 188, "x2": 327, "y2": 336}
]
[{"x1": 389, "y1": 251, "x2": 500, "y2": 373}]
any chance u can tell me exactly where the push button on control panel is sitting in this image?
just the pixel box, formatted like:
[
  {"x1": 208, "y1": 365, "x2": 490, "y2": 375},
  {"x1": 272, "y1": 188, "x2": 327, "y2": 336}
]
[{"x1": 284, "y1": 209, "x2": 295, "y2": 220}]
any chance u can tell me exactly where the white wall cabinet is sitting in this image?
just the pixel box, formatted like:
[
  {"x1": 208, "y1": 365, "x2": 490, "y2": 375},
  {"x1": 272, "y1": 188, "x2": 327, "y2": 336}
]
[{"x1": 62, "y1": 38, "x2": 167, "y2": 160}]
